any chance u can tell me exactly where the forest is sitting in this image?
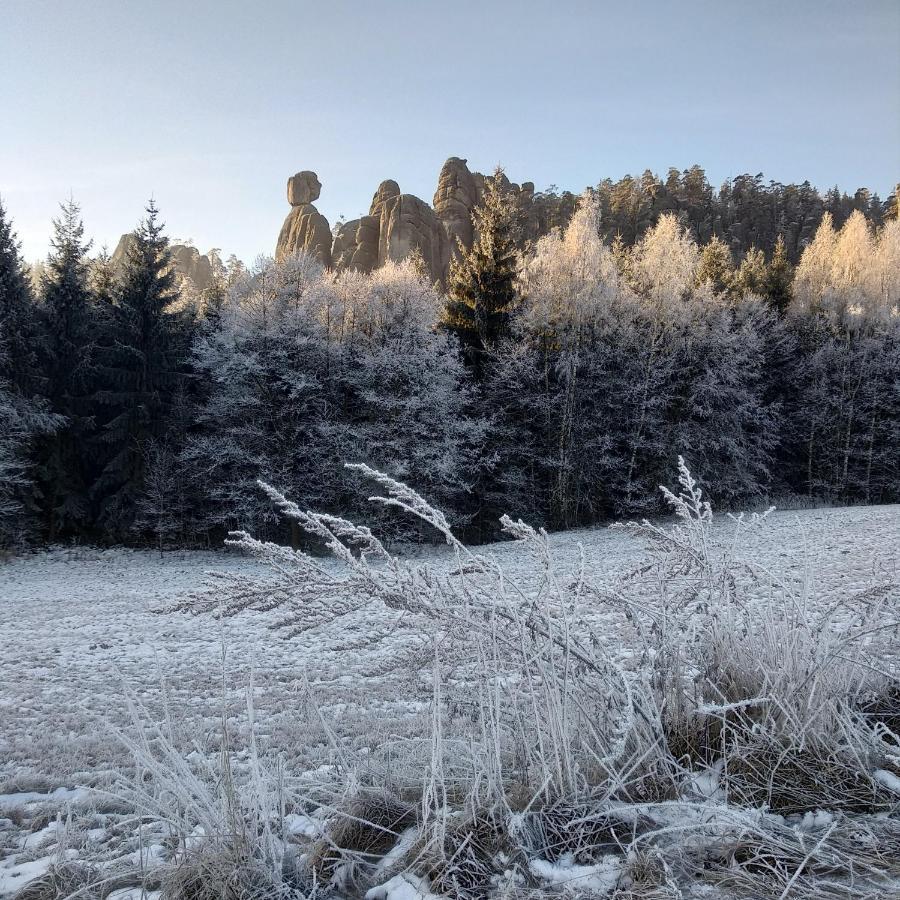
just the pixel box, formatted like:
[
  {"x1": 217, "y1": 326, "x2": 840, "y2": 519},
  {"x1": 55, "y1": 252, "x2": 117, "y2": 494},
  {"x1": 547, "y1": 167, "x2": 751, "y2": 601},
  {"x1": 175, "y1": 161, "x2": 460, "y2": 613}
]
[{"x1": 1, "y1": 166, "x2": 898, "y2": 549}]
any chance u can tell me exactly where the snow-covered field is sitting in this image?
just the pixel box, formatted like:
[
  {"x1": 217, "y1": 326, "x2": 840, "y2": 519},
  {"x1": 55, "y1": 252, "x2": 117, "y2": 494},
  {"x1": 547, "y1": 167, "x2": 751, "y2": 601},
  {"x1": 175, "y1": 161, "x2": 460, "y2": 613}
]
[{"x1": 1, "y1": 503, "x2": 898, "y2": 898}]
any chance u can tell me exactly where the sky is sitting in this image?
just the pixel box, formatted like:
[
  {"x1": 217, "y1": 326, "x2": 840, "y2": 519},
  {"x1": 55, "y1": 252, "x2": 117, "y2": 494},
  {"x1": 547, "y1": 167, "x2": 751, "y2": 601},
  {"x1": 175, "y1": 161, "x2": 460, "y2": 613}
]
[{"x1": 3, "y1": 0, "x2": 899, "y2": 264}]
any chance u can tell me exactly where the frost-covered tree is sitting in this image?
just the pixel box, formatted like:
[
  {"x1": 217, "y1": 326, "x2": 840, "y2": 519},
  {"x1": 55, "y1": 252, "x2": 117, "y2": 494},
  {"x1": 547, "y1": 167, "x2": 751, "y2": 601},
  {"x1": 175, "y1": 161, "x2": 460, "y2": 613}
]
[
  {"x1": 782, "y1": 214, "x2": 900, "y2": 501},
  {"x1": 615, "y1": 215, "x2": 700, "y2": 511},
  {"x1": 333, "y1": 260, "x2": 482, "y2": 537},
  {"x1": 134, "y1": 440, "x2": 181, "y2": 554},
  {"x1": 672, "y1": 297, "x2": 785, "y2": 504},
  {"x1": 793, "y1": 211, "x2": 899, "y2": 323},
  {"x1": 184, "y1": 253, "x2": 339, "y2": 542},
  {"x1": 0, "y1": 350, "x2": 61, "y2": 545},
  {"x1": 513, "y1": 193, "x2": 627, "y2": 525},
  {"x1": 625, "y1": 213, "x2": 699, "y2": 314},
  {"x1": 187, "y1": 255, "x2": 479, "y2": 543}
]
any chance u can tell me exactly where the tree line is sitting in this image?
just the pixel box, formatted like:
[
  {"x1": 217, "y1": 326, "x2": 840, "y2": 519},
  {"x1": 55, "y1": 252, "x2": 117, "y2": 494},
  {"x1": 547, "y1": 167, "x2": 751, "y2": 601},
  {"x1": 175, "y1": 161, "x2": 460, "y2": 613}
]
[
  {"x1": 0, "y1": 170, "x2": 897, "y2": 549},
  {"x1": 536, "y1": 166, "x2": 898, "y2": 264}
]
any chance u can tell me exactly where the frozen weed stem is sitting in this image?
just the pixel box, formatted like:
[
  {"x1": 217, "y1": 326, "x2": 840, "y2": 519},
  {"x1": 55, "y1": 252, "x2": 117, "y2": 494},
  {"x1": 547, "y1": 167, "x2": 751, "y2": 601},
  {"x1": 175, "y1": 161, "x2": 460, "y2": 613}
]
[{"x1": 132, "y1": 459, "x2": 900, "y2": 898}]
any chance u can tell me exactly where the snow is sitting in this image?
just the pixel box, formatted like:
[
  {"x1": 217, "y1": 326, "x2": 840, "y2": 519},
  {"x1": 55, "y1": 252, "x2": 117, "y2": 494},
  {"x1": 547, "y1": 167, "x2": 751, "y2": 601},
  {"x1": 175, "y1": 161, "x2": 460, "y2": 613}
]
[
  {"x1": 529, "y1": 852, "x2": 622, "y2": 894},
  {"x1": 3, "y1": 506, "x2": 895, "y2": 784},
  {"x1": 365, "y1": 872, "x2": 442, "y2": 900},
  {"x1": 106, "y1": 892, "x2": 161, "y2": 900},
  {"x1": 874, "y1": 769, "x2": 900, "y2": 795},
  {"x1": 284, "y1": 811, "x2": 322, "y2": 838},
  {"x1": 0, "y1": 786, "x2": 88, "y2": 809},
  {"x1": 0, "y1": 503, "x2": 897, "y2": 897}
]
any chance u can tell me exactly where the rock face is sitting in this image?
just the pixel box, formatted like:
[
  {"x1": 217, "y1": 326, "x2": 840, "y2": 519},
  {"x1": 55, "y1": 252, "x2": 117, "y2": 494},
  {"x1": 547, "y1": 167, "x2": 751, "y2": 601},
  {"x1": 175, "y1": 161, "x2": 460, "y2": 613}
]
[
  {"x1": 273, "y1": 160, "x2": 578, "y2": 284},
  {"x1": 169, "y1": 244, "x2": 214, "y2": 293},
  {"x1": 371, "y1": 183, "x2": 450, "y2": 283},
  {"x1": 433, "y1": 157, "x2": 479, "y2": 258},
  {"x1": 276, "y1": 203, "x2": 332, "y2": 267},
  {"x1": 111, "y1": 234, "x2": 214, "y2": 293},
  {"x1": 287, "y1": 171, "x2": 322, "y2": 206},
  {"x1": 369, "y1": 179, "x2": 401, "y2": 219},
  {"x1": 332, "y1": 215, "x2": 381, "y2": 274},
  {"x1": 277, "y1": 169, "x2": 332, "y2": 265}
]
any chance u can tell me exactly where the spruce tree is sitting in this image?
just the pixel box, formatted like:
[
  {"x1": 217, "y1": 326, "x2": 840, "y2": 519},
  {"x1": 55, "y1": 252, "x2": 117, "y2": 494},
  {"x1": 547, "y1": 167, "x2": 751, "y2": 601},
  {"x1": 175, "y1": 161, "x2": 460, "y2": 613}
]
[
  {"x1": 444, "y1": 168, "x2": 520, "y2": 382},
  {"x1": 36, "y1": 199, "x2": 99, "y2": 539},
  {"x1": 764, "y1": 235, "x2": 794, "y2": 315},
  {"x1": 733, "y1": 246, "x2": 768, "y2": 297},
  {"x1": 94, "y1": 201, "x2": 191, "y2": 539},
  {"x1": 0, "y1": 198, "x2": 43, "y2": 397},
  {"x1": 695, "y1": 235, "x2": 735, "y2": 296}
]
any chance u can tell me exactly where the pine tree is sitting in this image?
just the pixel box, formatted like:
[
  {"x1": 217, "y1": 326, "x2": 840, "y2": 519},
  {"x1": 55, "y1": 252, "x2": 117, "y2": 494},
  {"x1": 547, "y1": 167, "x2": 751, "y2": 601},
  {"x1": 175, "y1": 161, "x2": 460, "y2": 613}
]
[
  {"x1": 94, "y1": 201, "x2": 191, "y2": 539},
  {"x1": 886, "y1": 184, "x2": 900, "y2": 221},
  {"x1": 36, "y1": 198, "x2": 98, "y2": 539},
  {"x1": 443, "y1": 168, "x2": 520, "y2": 381}
]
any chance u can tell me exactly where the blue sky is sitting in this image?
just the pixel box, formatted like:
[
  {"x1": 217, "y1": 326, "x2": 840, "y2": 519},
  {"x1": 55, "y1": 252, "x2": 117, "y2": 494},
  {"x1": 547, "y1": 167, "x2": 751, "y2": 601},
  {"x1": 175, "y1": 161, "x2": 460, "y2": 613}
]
[{"x1": 3, "y1": 0, "x2": 898, "y2": 263}]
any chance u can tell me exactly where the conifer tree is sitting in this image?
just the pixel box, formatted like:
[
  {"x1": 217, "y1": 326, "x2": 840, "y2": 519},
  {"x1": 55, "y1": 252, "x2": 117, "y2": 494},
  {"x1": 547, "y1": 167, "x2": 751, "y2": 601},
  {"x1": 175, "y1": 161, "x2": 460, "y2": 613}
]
[
  {"x1": 444, "y1": 168, "x2": 520, "y2": 381},
  {"x1": 695, "y1": 235, "x2": 734, "y2": 296},
  {"x1": 886, "y1": 184, "x2": 899, "y2": 221},
  {"x1": 733, "y1": 246, "x2": 767, "y2": 297},
  {"x1": 94, "y1": 201, "x2": 191, "y2": 539},
  {"x1": 90, "y1": 248, "x2": 117, "y2": 309},
  {"x1": 0, "y1": 198, "x2": 43, "y2": 397},
  {"x1": 764, "y1": 235, "x2": 794, "y2": 314},
  {"x1": 36, "y1": 199, "x2": 98, "y2": 539}
]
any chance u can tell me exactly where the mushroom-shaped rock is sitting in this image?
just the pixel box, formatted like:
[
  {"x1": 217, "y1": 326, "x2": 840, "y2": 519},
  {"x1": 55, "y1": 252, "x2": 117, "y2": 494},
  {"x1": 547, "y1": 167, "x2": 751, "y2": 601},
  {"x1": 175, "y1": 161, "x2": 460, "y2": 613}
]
[{"x1": 287, "y1": 171, "x2": 322, "y2": 206}]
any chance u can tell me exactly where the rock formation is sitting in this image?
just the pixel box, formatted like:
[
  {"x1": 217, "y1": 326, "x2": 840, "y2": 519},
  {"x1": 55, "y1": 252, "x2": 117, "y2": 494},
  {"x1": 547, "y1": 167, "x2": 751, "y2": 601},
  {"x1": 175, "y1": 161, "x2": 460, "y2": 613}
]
[
  {"x1": 111, "y1": 234, "x2": 215, "y2": 293},
  {"x1": 273, "y1": 159, "x2": 577, "y2": 285},
  {"x1": 287, "y1": 170, "x2": 321, "y2": 206},
  {"x1": 433, "y1": 157, "x2": 479, "y2": 258},
  {"x1": 276, "y1": 170, "x2": 332, "y2": 267},
  {"x1": 371, "y1": 182, "x2": 450, "y2": 283}
]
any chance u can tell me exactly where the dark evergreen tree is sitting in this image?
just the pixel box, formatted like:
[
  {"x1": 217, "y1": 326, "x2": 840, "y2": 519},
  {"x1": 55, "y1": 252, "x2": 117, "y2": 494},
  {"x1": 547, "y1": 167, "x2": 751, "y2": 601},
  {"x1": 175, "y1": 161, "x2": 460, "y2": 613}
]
[
  {"x1": 0, "y1": 198, "x2": 43, "y2": 397},
  {"x1": 444, "y1": 168, "x2": 520, "y2": 382},
  {"x1": 90, "y1": 247, "x2": 118, "y2": 310},
  {"x1": 764, "y1": 235, "x2": 794, "y2": 315},
  {"x1": 93, "y1": 201, "x2": 191, "y2": 540},
  {"x1": 35, "y1": 199, "x2": 98, "y2": 539}
]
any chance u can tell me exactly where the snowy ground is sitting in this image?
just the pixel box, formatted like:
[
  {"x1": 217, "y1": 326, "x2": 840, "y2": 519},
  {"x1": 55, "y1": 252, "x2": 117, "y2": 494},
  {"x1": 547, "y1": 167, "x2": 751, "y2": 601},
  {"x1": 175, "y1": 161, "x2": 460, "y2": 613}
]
[{"x1": 0, "y1": 504, "x2": 898, "y2": 897}]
